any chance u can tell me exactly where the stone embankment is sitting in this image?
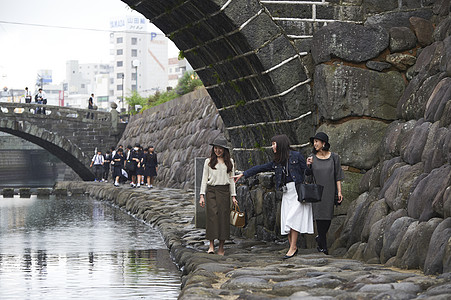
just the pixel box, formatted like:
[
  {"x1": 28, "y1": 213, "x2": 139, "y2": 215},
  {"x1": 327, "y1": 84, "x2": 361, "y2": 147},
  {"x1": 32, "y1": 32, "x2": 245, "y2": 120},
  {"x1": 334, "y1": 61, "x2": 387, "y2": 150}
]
[
  {"x1": 54, "y1": 181, "x2": 451, "y2": 299},
  {"x1": 117, "y1": 88, "x2": 223, "y2": 190}
]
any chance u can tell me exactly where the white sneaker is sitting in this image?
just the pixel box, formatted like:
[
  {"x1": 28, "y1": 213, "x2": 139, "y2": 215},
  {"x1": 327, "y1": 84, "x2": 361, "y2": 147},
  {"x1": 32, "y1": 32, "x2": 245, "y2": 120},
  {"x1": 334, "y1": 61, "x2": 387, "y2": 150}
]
[
  {"x1": 114, "y1": 182, "x2": 119, "y2": 187},
  {"x1": 131, "y1": 183, "x2": 136, "y2": 188},
  {"x1": 137, "y1": 183, "x2": 140, "y2": 188}
]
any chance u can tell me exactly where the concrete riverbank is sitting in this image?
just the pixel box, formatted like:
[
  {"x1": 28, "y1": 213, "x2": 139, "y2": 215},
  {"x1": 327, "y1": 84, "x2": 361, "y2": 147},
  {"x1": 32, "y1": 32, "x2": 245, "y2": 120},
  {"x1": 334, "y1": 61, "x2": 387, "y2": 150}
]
[{"x1": 54, "y1": 181, "x2": 451, "y2": 299}]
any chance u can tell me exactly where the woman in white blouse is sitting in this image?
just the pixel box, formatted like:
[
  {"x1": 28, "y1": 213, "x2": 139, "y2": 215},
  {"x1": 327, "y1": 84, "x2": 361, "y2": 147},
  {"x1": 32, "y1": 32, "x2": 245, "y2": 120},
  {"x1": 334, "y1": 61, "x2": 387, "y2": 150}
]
[{"x1": 199, "y1": 136, "x2": 238, "y2": 255}]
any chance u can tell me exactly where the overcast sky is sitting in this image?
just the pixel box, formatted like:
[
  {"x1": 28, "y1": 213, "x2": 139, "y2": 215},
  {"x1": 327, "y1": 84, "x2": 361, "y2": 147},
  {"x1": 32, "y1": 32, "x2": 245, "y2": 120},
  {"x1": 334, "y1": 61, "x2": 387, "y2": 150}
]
[{"x1": 0, "y1": 0, "x2": 179, "y2": 91}]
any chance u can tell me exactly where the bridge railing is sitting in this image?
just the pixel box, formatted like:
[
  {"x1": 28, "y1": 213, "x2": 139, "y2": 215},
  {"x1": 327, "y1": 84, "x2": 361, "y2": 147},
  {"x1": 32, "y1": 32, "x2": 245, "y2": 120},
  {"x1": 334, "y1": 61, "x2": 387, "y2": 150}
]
[{"x1": 0, "y1": 102, "x2": 114, "y2": 123}]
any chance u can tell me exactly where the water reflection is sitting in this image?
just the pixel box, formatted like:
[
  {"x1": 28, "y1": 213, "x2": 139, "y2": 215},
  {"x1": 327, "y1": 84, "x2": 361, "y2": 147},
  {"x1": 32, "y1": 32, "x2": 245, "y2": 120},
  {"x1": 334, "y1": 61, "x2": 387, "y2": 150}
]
[{"x1": 0, "y1": 195, "x2": 180, "y2": 299}]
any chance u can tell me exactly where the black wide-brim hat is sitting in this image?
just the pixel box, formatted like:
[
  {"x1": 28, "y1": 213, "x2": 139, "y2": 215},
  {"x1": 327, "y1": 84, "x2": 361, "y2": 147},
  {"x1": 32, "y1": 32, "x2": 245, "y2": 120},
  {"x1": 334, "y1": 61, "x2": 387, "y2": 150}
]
[
  {"x1": 210, "y1": 136, "x2": 229, "y2": 150},
  {"x1": 310, "y1": 132, "x2": 331, "y2": 148}
]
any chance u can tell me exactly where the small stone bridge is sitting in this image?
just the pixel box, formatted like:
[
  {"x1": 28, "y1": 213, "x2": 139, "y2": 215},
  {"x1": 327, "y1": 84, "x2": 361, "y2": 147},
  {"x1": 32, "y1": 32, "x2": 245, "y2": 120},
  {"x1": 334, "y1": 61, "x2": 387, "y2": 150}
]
[{"x1": 0, "y1": 102, "x2": 125, "y2": 181}]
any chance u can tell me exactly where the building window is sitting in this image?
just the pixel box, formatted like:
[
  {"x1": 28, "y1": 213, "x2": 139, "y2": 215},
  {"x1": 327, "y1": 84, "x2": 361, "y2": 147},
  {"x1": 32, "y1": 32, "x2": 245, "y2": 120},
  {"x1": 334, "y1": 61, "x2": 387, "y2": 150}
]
[
  {"x1": 131, "y1": 49, "x2": 138, "y2": 57},
  {"x1": 117, "y1": 61, "x2": 123, "y2": 67},
  {"x1": 117, "y1": 85, "x2": 123, "y2": 90},
  {"x1": 131, "y1": 37, "x2": 137, "y2": 45},
  {"x1": 117, "y1": 37, "x2": 123, "y2": 43},
  {"x1": 81, "y1": 84, "x2": 85, "y2": 88},
  {"x1": 131, "y1": 73, "x2": 137, "y2": 80},
  {"x1": 117, "y1": 73, "x2": 124, "y2": 79},
  {"x1": 131, "y1": 85, "x2": 137, "y2": 91},
  {"x1": 116, "y1": 49, "x2": 123, "y2": 55}
]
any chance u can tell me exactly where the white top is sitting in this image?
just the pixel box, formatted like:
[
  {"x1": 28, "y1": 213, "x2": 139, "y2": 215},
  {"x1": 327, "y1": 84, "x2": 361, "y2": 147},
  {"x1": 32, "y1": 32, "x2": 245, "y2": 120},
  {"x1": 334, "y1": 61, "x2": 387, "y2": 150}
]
[
  {"x1": 37, "y1": 91, "x2": 46, "y2": 99},
  {"x1": 200, "y1": 158, "x2": 236, "y2": 196},
  {"x1": 91, "y1": 154, "x2": 104, "y2": 165}
]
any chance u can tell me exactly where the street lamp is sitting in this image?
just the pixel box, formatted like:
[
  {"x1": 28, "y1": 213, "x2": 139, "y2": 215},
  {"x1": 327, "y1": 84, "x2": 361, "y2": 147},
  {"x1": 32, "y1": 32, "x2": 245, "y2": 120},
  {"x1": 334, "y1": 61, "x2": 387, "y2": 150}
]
[
  {"x1": 121, "y1": 73, "x2": 124, "y2": 111},
  {"x1": 132, "y1": 59, "x2": 140, "y2": 93}
]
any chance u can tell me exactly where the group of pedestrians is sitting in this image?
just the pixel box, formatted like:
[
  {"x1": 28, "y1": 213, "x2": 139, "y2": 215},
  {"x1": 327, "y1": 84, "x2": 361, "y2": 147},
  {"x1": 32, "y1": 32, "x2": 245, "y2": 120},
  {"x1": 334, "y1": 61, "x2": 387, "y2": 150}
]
[
  {"x1": 200, "y1": 133, "x2": 343, "y2": 257},
  {"x1": 24, "y1": 87, "x2": 47, "y2": 114},
  {"x1": 91, "y1": 144, "x2": 158, "y2": 189}
]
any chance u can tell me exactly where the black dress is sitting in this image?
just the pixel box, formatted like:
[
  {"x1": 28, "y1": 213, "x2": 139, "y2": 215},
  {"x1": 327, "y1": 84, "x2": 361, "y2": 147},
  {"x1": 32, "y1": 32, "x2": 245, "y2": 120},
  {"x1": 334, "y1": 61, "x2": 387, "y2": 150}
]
[
  {"x1": 145, "y1": 152, "x2": 158, "y2": 177},
  {"x1": 112, "y1": 153, "x2": 124, "y2": 178},
  {"x1": 136, "y1": 151, "x2": 145, "y2": 176}
]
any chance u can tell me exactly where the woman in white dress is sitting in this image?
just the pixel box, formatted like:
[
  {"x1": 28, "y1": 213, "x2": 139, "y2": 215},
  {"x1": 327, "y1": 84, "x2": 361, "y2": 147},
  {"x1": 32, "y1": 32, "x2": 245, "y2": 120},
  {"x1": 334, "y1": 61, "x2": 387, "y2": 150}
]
[{"x1": 234, "y1": 134, "x2": 313, "y2": 259}]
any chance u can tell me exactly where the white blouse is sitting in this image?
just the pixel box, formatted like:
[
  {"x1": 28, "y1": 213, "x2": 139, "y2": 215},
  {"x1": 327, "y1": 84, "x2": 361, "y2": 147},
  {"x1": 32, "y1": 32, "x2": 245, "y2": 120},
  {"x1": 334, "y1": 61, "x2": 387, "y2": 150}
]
[{"x1": 200, "y1": 158, "x2": 236, "y2": 196}]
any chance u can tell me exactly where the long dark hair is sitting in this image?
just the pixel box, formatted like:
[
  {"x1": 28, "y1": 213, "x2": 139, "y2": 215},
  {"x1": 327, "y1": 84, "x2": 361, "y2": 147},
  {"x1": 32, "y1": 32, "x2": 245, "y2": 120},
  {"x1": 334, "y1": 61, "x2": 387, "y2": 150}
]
[
  {"x1": 209, "y1": 146, "x2": 233, "y2": 173},
  {"x1": 271, "y1": 134, "x2": 293, "y2": 164}
]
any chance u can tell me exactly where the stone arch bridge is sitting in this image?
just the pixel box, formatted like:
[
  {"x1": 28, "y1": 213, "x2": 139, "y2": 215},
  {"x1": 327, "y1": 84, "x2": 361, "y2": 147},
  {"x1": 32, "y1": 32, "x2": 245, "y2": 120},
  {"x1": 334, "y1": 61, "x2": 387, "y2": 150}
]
[
  {"x1": 0, "y1": 102, "x2": 125, "y2": 181},
  {"x1": 123, "y1": 0, "x2": 440, "y2": 170}
]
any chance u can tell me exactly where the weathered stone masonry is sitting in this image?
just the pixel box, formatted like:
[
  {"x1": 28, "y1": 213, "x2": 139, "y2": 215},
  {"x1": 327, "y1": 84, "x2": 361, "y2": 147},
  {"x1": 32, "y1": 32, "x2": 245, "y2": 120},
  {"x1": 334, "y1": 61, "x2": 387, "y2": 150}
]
[{"x1": 118, "y1": 0, "x2": 451, "y2": 275}]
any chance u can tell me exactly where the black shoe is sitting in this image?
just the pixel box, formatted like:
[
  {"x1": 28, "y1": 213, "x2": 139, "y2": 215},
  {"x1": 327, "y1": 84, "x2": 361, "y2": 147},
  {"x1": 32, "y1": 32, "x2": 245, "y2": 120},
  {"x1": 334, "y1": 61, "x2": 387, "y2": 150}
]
[
  {"x1": 315, "y1": 235, "x2": 323, "y2": 249},
  {"x1": 317, "y1": 247, "x2": 329, "y2": 255},
  {"x1": 283, "y1": 249, "x2": 298, "y2": 259}
]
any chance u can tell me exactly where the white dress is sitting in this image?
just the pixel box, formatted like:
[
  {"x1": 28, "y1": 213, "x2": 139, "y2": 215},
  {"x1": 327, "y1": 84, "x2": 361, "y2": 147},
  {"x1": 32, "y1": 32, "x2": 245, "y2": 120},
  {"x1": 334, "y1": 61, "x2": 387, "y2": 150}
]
[{"x1": 280, "y1": 182, "x2": 314, "y2": 235}]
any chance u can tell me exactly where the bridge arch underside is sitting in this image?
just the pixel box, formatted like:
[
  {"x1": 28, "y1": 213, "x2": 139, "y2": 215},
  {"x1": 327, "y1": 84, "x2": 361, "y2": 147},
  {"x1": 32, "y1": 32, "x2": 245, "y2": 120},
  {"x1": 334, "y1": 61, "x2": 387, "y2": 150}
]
[
  {"x1": 0, "y1": 125, "x2": 95, "y2": 181},
  {"x1": 123, "y1": 0, "x2": 314, "y2": 168}
]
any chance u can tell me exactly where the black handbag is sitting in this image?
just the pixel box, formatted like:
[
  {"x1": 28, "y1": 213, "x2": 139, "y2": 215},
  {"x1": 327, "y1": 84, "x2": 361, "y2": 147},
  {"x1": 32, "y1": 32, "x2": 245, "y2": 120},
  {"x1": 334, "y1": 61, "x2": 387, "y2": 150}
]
[
  {"x1": 296, "y1": 170, "x2": 323, "y2": 203},
  {"x1": 125, "y1": 160, "x2": 136, "y2": 172}
]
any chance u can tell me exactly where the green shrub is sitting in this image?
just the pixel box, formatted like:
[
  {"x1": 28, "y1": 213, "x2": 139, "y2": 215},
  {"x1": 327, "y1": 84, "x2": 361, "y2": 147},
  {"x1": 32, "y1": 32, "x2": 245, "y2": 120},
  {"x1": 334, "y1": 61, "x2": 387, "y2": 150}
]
[{"x1": 127, "y1": 70, "x2": 204, "y2": 114}]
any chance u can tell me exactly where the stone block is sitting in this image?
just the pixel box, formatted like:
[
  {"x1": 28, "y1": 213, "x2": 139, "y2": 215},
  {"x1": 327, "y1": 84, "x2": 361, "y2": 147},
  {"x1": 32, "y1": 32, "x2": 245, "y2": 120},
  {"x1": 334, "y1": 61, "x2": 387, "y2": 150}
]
[
  {"x1": 398, "y1": 71, "x2": 447, "y2": 120},
  {"x1": 364, "y1": 8, "x2": 434, "y2": 29},
  {"x1": 386, "y1": 53, "x2": 417, "y2": 71},
  {"x1": 424, "y1": 217, "x2": 451, "y2": 275},
  {"x1": 314, "y1": 64, "x2": 404, "y2": 121},
  {"x1": 366, "y1": 61, "x2": 392, "y2": 71},
  {"x1": 316, "y1": 119, "x2": 388, "y2": 170},
  {"x1": 2, "y1": 188, "x2": 14, "y2": 198},
  {"x1": 311, "y1": 22, "x2": 389, "y2": 64},
  {"x1": 389, "y1": 27, "x2": 417, "y2": 52},
  {"x1": 397, "y1": 218, "x2": 442, "y2": 270},
  {"x1": 407, "y1": 164, "x2": 451, "y2": 220},
  {"x1": 362, "y1": 0, "x2": 398, "y2": 14},
  {"x1": 410, "y1": 16, "x2": 435, "y2": 47},
  {"x1": 53, "y1": 188, "x2": 68, "y2": 196},
  {"x1": 264, "y1": 3, "x2": 312, "y2": 19},
  {"x1": 19, "y1": 188, "x2": 31, "y2": 198},
  {"x1": 277, "y1": 19, "x2": 315, "y2": 37}
]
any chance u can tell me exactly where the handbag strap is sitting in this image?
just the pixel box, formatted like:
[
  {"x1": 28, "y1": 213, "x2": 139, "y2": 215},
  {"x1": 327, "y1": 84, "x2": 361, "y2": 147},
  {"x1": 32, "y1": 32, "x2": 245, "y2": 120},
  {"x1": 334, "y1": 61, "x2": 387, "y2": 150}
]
[
  {"x1": 232, "y1": 203, "x2": 240, "y2": 212},
  {"x1": 304, "y1": 161, "x2": 317, "y2": 184}
]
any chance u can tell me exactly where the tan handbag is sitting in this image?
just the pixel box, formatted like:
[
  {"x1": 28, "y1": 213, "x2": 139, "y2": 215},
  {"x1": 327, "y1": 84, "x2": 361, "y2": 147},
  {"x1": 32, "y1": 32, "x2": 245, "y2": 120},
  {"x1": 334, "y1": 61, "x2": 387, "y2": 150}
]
[{"x1": 230, "y1": 204, "x2": 245, "y2": 227}]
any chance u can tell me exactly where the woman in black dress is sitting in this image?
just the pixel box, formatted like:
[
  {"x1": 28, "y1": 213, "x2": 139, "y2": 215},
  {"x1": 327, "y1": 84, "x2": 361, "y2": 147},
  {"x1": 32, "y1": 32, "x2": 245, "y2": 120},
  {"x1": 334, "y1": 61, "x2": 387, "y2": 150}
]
[
  {"x1": 306, "y1": 132, "x2": 344, "y2": 255},
  {"x1": 136, "y1": 147, "x2": 145, "y2": 188},
  {"x1": 113, "y1": 148, "x2": 125, "y2": 187},
  {"x1": 145, "y1": 146, "x2": 158, "y2": 189}
]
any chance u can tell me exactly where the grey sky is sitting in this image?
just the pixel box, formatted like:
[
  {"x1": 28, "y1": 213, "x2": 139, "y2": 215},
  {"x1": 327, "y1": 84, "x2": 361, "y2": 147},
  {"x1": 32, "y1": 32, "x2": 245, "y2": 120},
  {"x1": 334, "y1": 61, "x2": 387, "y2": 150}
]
[{"x1": 0, "y1": 0, "x2": 178, "y2": 91}]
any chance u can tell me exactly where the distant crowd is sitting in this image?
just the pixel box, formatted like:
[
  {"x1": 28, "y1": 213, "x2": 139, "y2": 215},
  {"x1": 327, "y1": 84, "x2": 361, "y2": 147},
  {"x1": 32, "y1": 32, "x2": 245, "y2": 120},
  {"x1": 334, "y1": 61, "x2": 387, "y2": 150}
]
[
  {"x1": 90, "y1": 144, "x2": 158, "y2": 189},
  {"x1": 24, "y1": 87, "x2": 47, "y2": 114}
]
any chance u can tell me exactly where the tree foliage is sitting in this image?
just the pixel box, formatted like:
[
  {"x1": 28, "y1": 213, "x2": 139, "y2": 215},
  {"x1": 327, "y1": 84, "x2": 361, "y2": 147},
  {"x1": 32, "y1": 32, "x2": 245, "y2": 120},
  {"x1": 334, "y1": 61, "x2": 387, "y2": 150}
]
[{"x1": 125, "y1": 70, "x2": 203, "y2": 114}]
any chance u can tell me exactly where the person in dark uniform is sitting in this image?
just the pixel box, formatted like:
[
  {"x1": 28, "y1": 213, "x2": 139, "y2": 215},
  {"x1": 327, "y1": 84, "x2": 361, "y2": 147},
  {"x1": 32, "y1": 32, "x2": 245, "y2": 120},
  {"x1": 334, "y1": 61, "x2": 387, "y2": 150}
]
[
  {"x1": 87, "y1": 94, "x2": 94, "y2": 119},
  {"x1": 136, "y1": 146, "x2": 145, "y2": 188},
  {"x1": 113, "y1": 148, "x2": 125, "y2": 187},
  {"x1": 145, "y1": 146, "x2": 158, "y2": 189},
  {"x1": 103, "y1": 150, "x2": 112, "y2": 182}
]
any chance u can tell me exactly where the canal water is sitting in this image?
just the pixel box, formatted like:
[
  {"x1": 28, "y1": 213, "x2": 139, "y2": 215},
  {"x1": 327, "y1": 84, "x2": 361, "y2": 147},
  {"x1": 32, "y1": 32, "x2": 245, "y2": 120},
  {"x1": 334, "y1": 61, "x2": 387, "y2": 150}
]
[{"x1": 0, "y1": 194, "x2": 181, "y2": 299}]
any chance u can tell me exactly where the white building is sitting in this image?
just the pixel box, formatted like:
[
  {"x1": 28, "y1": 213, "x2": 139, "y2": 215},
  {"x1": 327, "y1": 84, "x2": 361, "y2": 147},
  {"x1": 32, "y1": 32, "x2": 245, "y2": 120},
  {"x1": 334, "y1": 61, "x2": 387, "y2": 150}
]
[
  {"x1": 110, "y1": 15, "x2": 168, "y2": 102},
  {"x1": 168, "y1": 57, "x2": 193, "y2": 88},
  {"x1": 65, "y1": 60, "x2": 113, "y2": 110}
]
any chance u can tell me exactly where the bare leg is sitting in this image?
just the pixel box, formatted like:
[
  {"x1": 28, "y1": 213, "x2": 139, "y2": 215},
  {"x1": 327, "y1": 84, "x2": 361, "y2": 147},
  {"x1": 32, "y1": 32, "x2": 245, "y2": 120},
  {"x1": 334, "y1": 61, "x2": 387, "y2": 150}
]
[
  {"x1": 208, "y1": 240, "x2": 215, "y2": 253},
  {"x1": 286, "y1": 229, "x2": 298, "y2": 256},
  {"x1": 218, "y1": 240, "x2": 225, "y2": 256}
]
